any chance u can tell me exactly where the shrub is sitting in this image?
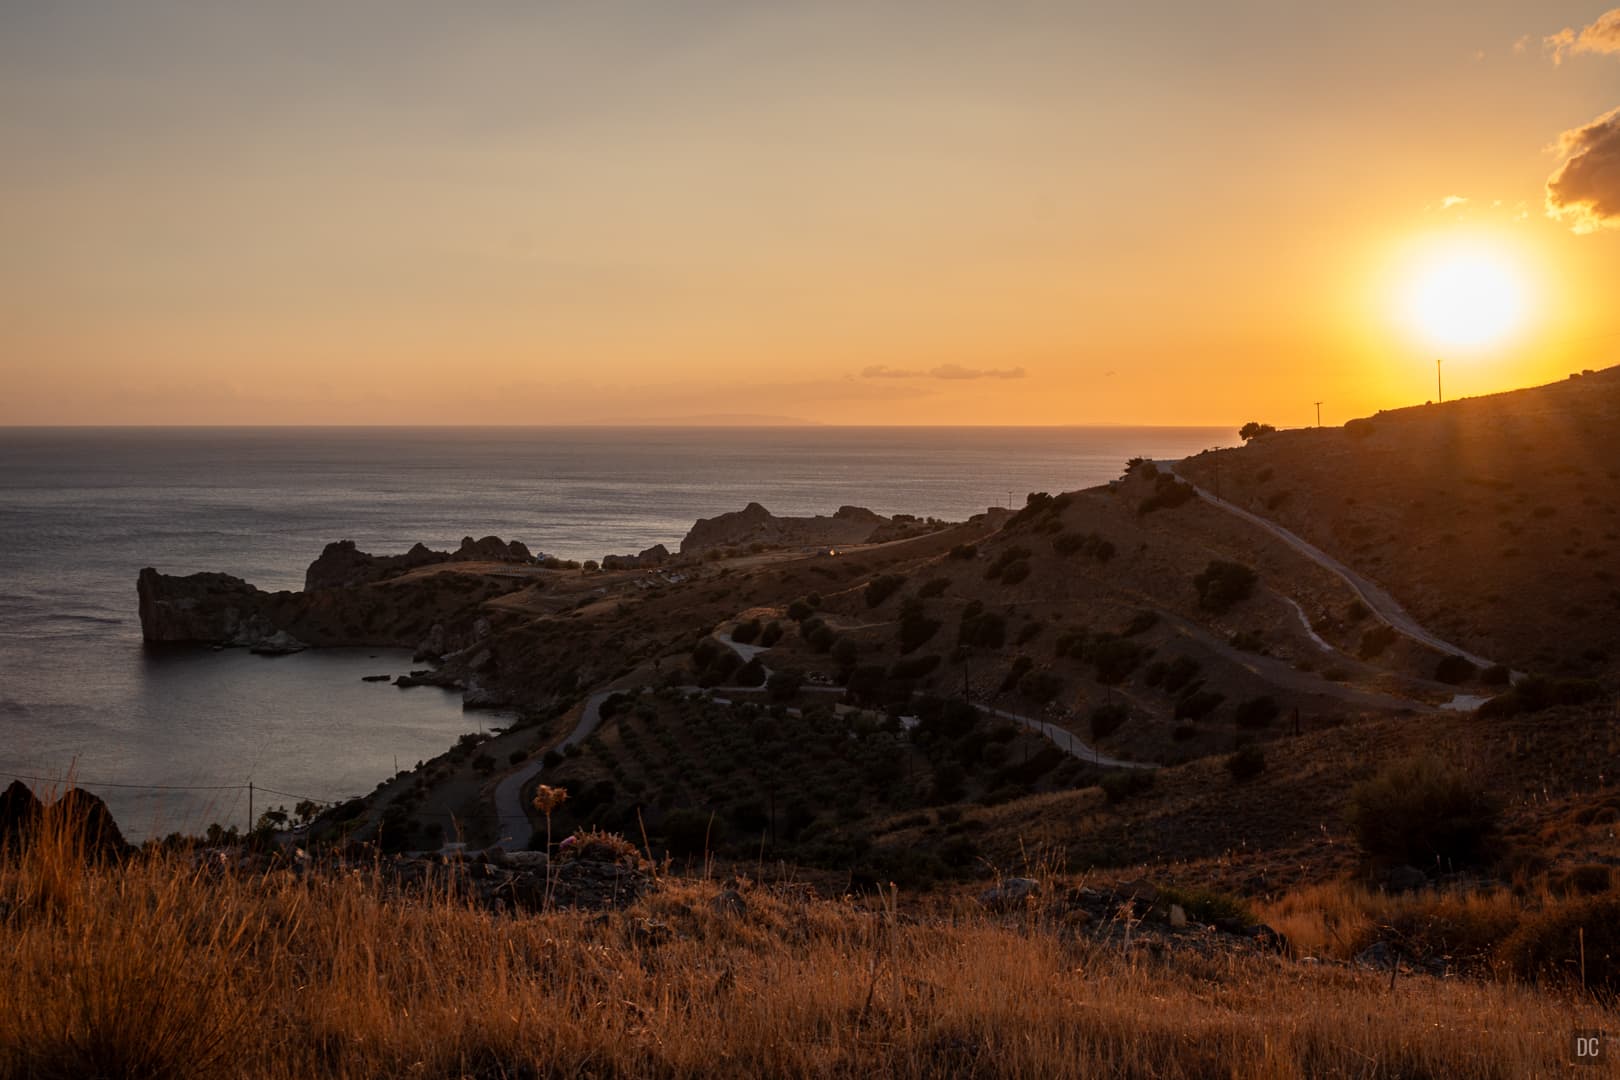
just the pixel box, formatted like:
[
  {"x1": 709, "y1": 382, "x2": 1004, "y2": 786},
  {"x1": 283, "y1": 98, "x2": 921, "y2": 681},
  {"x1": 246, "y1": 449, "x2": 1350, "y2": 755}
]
[
  {"x1": 1193, "y1": 560, "x2": 1257, "y2": 613},
  {"x1": 1015, "y1": 621, "x2": 1044, "y2": 646},
  {"x1": 1121, "y1": 610, "x2": 1158, "y2": 637},
  {"x1": 1497, "y1": 894, "x2": 1620, "y2": 992},
  {"x1": 1000, "y1": 656, "x2": 1034, "y2": 693},
  {"x1": 1477, "y1": 676, "x2": 1606, "y2": 718},
  {"x1": 949, "y1": 543, "x2": 977, "y2": 560},
  {"x1": 958, "y1": 608, "x2": 1007, "y2": 649},
  {"x1": 760, "y1": 620, "x2": 784, "y2": 646},
  {"x1": 558, "y1": 828, "x2": 642, "y2": 866},
  {"x1": 1138, "y1": 474, "x2": 1196, "y2": 515},
  {"x1": 898, "y1": 611, "x2": 942, "y2": 653},
  {"x1": 1088, "y1": 634, "x2": 1150, "y2": 685},
  {"x1": 734, "y1": 658, "x2": 766, "y2": 687},
  {"x1": 917, "y1": 577, "x2": 951, "y2": 599},
  {"x1": 1100, "y1": 770, "x2": 1155, "y2": 804},
  {"x1": 1157, "y1": 885, "x2": 1254, "y2": 926},
  {"x1": 999, "y1": 560, "x2": 1032, "y2": 585},
  {"x1": 660, "y1": 808, "x2": 725, "y2": 856},
  {"x1": 1434, "y1": 655, "x2": 1477, "y2": 685},
  {"x1": 1357, "y1": 625, "x2": 1396, "y2": 659},
  {"x1": 1090, "y1": 703, "x2": 1129, "y2": 740},
  {"x1": 1480, "y1": 663, "x2": 1511, "y2": 686},
  {"x1": 730, "y1": 618, "x2": 762, "y2": 644},
  {"x1": 1171, "y1": 722, "x2": 1197, "y2": 741},
  {"x1": 1019, "y1": 671, "x2": 1064, "y2": 703},
  {"x1": 786, "y1": 598, "x2": 815, "y2": 622},
  {"x1": 1346, "y1": 756, "x2": 1499, "y2": 867},
  {"x1": 1234, "y1": 695, "x2": 1279, "y2": 729},
  {"x1": 1160, "y1": 656, "x2": 1201, "y2": 692},
  {"x1": 865, "y1": 574, "x2": 907, "y2": 607},
  {"x1": 890, "y1": 654, "x2": 941, "y2": 680},
  {"x1": 1174, "y1": 690, "x2": 1224, "y2": 721},
  {"x1": 1227, "y1": 744, "x2": 1266, "y2": 782},
  {"x1": 1238, "y1": 421, "x2": 1276, "y2": 441},
  {"x1": 767, "y1": 670, "x2": 804, "y2": 702},
  {"x1": 542, "y1": 749, "x2": 564, "y2": 768}
]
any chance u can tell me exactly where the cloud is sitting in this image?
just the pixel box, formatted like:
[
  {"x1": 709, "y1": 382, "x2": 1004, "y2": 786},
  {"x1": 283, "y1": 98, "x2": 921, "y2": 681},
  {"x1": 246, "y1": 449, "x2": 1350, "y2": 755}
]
[
  {"x1": 860, "y1": 363, "x2": 1027, "y2": 381},
  {"x1": 1439, "y1": 195, "x2": 1470, "y2": 209},
  {"x1": 1545, "y1": 7, "x2": 1620, "y2": 64},
  {"x1": 1514, "y1": 34, "x2": 1532, "y2": 54},
  {"x1": 1546, "y1": 106, "x2": 1620, "y2": 233}
]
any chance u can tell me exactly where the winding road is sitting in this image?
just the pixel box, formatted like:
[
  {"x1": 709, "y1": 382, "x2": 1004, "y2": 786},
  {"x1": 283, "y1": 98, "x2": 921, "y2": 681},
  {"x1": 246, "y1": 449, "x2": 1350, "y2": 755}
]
[
  {"x1": 491, "y1": 688, "x2": 616, "y2": 847},
  {"x1": 1161, "y1": 462, "x2": 1504, "y2": 672}
]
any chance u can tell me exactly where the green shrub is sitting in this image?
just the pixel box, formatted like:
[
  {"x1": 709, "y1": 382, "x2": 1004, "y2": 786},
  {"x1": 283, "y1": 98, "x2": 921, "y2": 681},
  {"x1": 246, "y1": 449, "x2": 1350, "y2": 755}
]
[
  {"x1": 999, "y1": 560, "x2": 1032, "y2": 585},
  {"x1": 1100, "y1": 770, "x2": 1155, "y2": 804},
  {"x1": 949, "y1": 543, "x2": 977, "y2": 560},
  {"x1": 1227, "y1": 744, "x2": 1266, "y2": 782},
  {"x1": 865, "y1": 573, "x2": 908, "y2": 607},
  {"x1": 1090, "y1": 703, "x2": 1129, "y2": 739},
  {"x1": 958, "y1": 607, "x2": 1007, "y2": 649},
  {"x1": 1357, "y1": 625, "x2": 1397, "y2": 659},
  {"x1": 1193, "y1": 560, "x2": 1257, "y2": 613},
  {"x1": 1234, "y1": 695, "x2": 1279, "y2": 729},
  {"x1": 1157, "y1": 885, "x2": 1254, "y2": 926},
  {"x1": 1497, "y1": 894, "x2": 1620, "y2": 992},
  {"x1": 1019, "y1": 670, "x2": 1064, "y2": 703},
  {"x1": 917, "y1": 577, "x2": 951, "y2": 599},
  {"x1": 1121, "y1": 610, "x2": 1159, "y2": 637},
  {"x1": 1174, "y1": 690, "x2": 1224, "y2": 721},
  {"x1": 890, "y1": 654, "x2": 942, "y2": 680},
  {"x1": 542, "y1": 749, "x2": 564, "y2": 768},
  {"x1": 767, "y1": 670, "x2": 804, "y2": 702},
  {"x1": 1347, "y1": 756, "x2": 1499, "y2": 866},
  {"x1": 1160, "y1": 656, "x2": 1201, "y2": 692},
  {"x1": 734, "y1": 658, "x2": 766, "y2": 687},
  {"x1": 1434, "y1": 655, "x2": 1477, "y2": 685},
  {"x1": 1088, "y1": 634, "x2": 1150, "y2": 685},
  {"x1": 1138, "y1": 473, "x2": 1196, "y2": 515},
  {"x1": 1477, "y1": 675, "x2": 1606, "y2": 718},
  {"x1": 786, "y1": 598, "x2": 815, "y2": 622},
  {"x1": 898, "y1": 611, "x2": 942, "y2": 653}
]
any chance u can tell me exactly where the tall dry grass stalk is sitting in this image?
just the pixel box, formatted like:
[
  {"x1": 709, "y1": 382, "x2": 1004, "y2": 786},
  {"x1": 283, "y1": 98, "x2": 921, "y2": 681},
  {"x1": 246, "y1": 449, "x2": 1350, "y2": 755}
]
[{"x1": 0, "y1": 810, "x2": 1611, "y2": 1078}]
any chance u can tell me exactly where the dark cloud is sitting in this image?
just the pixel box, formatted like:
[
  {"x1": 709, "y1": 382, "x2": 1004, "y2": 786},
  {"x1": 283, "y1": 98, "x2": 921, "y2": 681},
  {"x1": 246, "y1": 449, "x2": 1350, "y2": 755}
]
[
  {"x1": 1546, "y1": 106, "x2": 1620, "y2": 233},
  {"x1": 1545, "y1": 7, "x2": 1620, "y2": 64},
  {"x1": 860, "y1": 363, "x2": 1027, "y2": 381}
]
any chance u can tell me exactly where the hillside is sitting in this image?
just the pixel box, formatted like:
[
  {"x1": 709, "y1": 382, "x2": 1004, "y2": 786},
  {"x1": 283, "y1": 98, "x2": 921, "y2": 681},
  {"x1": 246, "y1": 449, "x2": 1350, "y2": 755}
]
[{"x1": 1176, "y1": 365, "x2": 1620, "y2": 682}]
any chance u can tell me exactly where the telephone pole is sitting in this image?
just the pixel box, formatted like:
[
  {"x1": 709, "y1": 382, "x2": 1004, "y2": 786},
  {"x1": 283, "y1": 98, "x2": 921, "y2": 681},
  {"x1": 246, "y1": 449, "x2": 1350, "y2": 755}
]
[
  {"x1": 1313, "y1": 401, "x2": 1323, "y2": 427},
  {"x1": 1436, "y1": 358, "x2": 1443, "y2": 404}
]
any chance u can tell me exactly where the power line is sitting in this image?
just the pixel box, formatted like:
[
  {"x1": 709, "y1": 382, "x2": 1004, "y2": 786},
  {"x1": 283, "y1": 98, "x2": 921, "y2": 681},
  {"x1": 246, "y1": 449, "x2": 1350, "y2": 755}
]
[{"x1": 4, "y1": 772, "x2": 336, "y2": 806}]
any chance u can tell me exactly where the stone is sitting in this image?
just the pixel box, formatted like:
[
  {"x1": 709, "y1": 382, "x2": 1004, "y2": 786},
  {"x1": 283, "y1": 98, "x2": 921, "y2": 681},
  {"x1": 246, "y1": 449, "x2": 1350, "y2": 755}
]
[
  {"x1": 978, "y1": 877, "x2": 1040, "y2": 911},
  {"x1": 249, "y1": 630, "x2": 307, "y2": 655},
  {"x1": 1168, "y1": 903, "x2": 1188, "y2": 928},
  {"x1": 1356, "y1": 941, "x2": 1399, "y2": 971},
  {"x1": 1, "y1": 780, "x2": 43, "y2": 851},
  {"x1": 1385, "y1": 865, "x2": 1428, "y2": 893}
]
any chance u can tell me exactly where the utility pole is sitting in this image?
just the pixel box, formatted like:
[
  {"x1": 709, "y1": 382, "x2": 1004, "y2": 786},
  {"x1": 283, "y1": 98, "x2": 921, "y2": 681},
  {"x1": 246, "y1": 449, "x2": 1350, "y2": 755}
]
[
  {"x1": 1436, "y1": 358, "x2": 1443, "y2": 404},
  {"x1": 1313, "y1": 401, "x2": 1323, "y2": 427},
  {"x1": 248, "y1": 780, "x2": 253, "y2": 832}
]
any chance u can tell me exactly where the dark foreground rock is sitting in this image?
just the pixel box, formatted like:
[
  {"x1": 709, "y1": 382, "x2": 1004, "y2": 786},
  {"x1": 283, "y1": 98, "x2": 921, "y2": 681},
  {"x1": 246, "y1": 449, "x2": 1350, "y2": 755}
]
[{"x1": 1, "y1": 782, "x2": 133, "y2": 862}]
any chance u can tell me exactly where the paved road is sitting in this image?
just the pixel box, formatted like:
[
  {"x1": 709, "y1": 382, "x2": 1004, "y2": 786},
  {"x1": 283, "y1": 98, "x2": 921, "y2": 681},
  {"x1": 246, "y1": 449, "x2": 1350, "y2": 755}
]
[
  {"x1": 1161, "y1": 462, "x2": 1503, "y2": 672},
  {"x1": 979, "y1": 705, "x2": 1156, "y2": 770},
  {"x1": 491, "y1": 687, "x2": 615, "y2": 847}
]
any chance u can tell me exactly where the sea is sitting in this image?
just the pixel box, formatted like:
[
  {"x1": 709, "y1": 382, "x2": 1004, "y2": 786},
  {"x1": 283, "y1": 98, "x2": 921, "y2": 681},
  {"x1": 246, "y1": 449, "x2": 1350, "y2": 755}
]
[{"x1": 0, "y1": 425, "x2": 1227, "y2": 839}]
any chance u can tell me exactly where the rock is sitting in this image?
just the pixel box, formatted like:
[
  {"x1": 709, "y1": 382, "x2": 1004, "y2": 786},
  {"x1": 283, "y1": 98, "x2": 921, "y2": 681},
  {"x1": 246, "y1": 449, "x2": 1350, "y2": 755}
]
[
  {"x1": 304, "y1": 539, "x2": 448, "y2": 591},
  {"x1": 1, "y1": 780, "x2": 43, "y2": 851},
  {"x1": 601, "y1": 544, "x2": 673, "y2": 571},
  {"x1": 503, "y1": 850, "x2": 549, "y2": 871},
  {"x1": 249, "y1": 630, "x2": 307, "y2": 655},
  {"x1": 463, "y1": 683, "x2": 511, "y2": 710},
  {"x1": 1168, "y1": 903, "x2": 1188, "y2": 928},
  {"x1": 454, "y1": 536, "x2": 533, "y2": 563},
  {"x1": 137, "y1": 567, "x2": 278, "y2": 644},
  {"x1": 978, "y1": 877, "x2": 1040, "y2": 911},
  {"x1": 1356, "y1": 941, "x2": 1399, "y2": 971},
  {"x1": 413, "y1": 624, "x2": 447, "y2": 662},
  {"x1": 361, "y1": 674, "x2": 392, "y2": 682},
  {"x1": 678, "y1": 502, "x2": 893, "y2": 555},
  {"x1": 1385, "y1": 865, "x2": 1428, "y2": 893},
  {"x1": 712, "y1": 889, "x2": 747, "y2": 918}
]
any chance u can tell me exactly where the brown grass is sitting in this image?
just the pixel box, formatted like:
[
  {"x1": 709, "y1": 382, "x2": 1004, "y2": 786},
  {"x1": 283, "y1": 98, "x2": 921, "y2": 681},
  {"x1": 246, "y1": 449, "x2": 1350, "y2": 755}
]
[{"x1": 1, "y1": 810, "x2": 1614, "y2": 1078}]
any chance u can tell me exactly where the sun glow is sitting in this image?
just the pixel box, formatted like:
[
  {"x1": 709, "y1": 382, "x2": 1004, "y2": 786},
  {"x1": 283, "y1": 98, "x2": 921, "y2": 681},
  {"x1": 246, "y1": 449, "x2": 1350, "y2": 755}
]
[{"x1": 1402, "y1": 244, "x2": 1530, "y2": 351}]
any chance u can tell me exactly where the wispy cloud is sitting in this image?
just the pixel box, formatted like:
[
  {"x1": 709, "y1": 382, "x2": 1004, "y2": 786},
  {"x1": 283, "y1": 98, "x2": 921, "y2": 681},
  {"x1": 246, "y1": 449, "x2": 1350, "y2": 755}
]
[
  {"x1": 1546, "y1": 106, "x2": 1620, "y2": 233},
  {"x1": 860, "y1": 363, "x2": 1027, "y2": 381},
  {"x1": 1544, "y1": 7, "x2": 1620, "y2": 64},
  {"x1": 1439, "y1": 195, "x2": 1470, "y2": 209}
]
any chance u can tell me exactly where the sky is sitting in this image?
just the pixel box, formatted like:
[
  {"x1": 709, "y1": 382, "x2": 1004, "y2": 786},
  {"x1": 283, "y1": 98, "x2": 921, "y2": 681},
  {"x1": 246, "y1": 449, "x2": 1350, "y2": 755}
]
[{"x1": 3, "y1": 1, "x2": 1619, "y2": 426}]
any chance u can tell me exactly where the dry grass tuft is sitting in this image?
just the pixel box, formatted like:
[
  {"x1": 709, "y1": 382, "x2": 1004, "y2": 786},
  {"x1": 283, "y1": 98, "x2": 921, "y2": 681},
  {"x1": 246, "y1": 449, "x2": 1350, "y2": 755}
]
[{"x1": 1, "y1": 802, "x2": 1613, "y2": 1078}]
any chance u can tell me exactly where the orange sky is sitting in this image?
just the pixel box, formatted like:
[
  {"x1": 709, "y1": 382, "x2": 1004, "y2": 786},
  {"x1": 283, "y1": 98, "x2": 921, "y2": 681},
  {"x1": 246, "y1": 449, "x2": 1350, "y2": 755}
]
[{"x1": 3, "y1": 3, "x2": 1618, "y2": 426}]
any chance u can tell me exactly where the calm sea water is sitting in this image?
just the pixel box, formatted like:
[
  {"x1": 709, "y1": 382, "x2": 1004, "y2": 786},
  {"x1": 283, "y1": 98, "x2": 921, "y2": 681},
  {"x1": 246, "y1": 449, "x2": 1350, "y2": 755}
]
[{"x1": 0, "y1": 426, "x2": 1227, "y2": 837}]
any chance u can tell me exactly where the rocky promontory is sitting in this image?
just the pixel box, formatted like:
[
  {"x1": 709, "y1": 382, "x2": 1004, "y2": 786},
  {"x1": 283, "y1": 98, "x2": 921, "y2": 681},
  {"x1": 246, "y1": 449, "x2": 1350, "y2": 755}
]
[{"x1": 678, "y1": 503, "x2": 892, "y2": 554}]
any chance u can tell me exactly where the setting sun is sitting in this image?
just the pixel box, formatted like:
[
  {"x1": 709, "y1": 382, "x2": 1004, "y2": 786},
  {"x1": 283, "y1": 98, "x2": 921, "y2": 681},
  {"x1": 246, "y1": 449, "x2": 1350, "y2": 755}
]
[{"x1": 1403, "y1": 244, "x2": 1531, "y2": 351}]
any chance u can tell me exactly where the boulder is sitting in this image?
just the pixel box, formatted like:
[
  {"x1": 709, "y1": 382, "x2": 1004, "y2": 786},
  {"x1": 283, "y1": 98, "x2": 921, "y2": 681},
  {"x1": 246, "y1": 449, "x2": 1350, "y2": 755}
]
[
  {"x1": 978, "y1": 877, "x2": 1040, "y2": 911},
  {"x1": 679, "y1": 502, "x2": 893, "y2": 555},
  {"x1": 454, "y1": 536, "x2": 532, "y2": 563},
  {"x1": 249, "y1": 630, "x2": 307, "y2": 655},
  {"x1": 304, "y1": 539, "x2": 447, "y2": 591},
  {"x1": 1, "y1": 780, "x2": 43, "y2": 852}
]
